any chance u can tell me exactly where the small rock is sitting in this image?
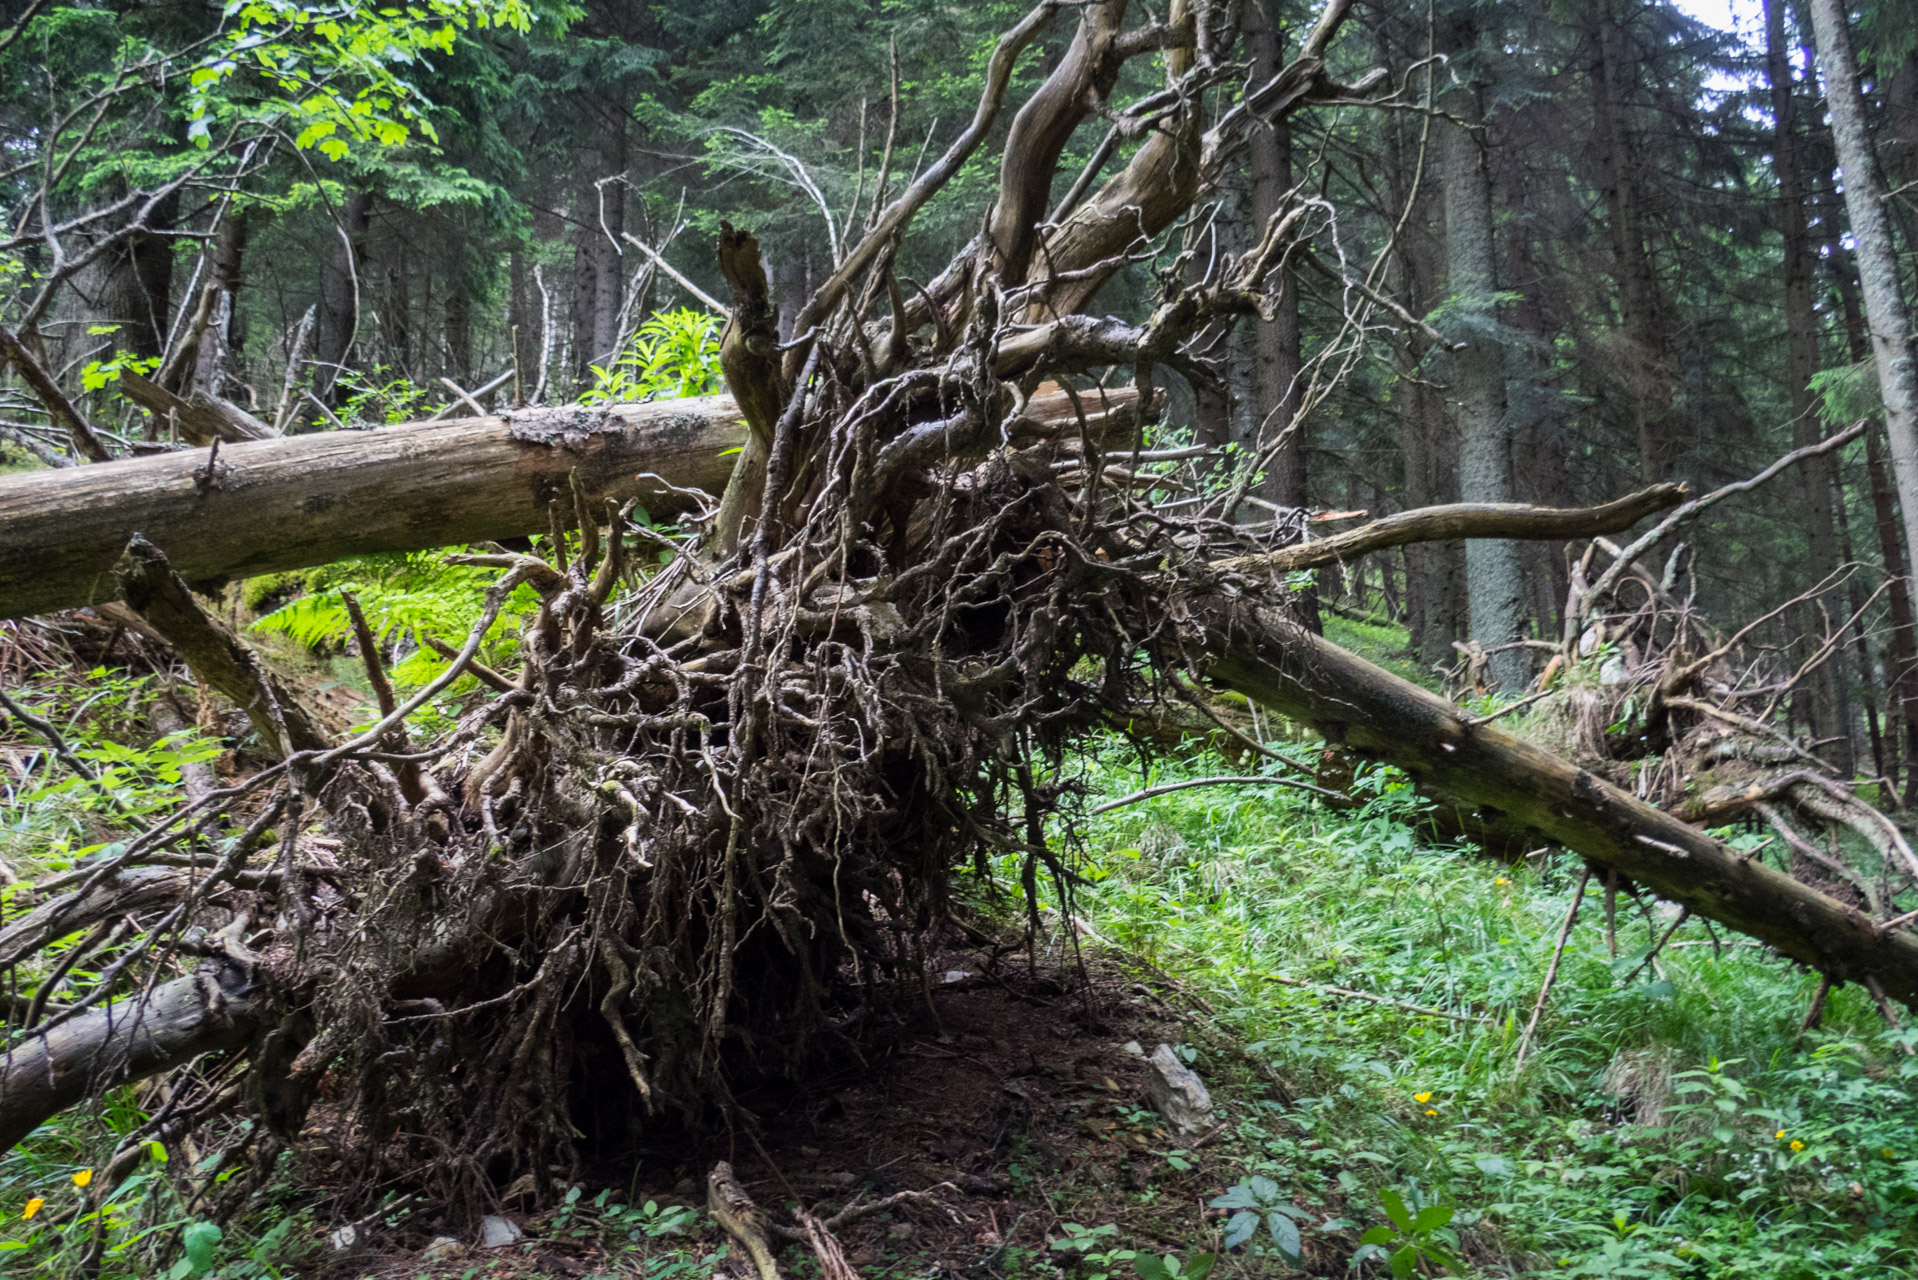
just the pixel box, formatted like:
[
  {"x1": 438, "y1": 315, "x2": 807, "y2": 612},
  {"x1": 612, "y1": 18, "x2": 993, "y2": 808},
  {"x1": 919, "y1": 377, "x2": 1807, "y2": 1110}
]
[
  {"x1": 673, "y1": 1177, "x2": 697, "y2": 1195},
  {"x1": 420, "y1": 1237, "x2": 463, "y2": 1264},
  {"x1": 943, "y1": 969, "x2": 973, "y2": 983},
  {"x1": 480, "y1": 1214, "x2": 524, "y2": 1248},
  {"x1": 1145, "y1": 1043, "x2": 1214, "y2": 1138},
  {"x1": 831, "y1": 1171, "x2": 859, "y2": 1186},
  {"x1": 1123, "y1": 1040, "x2": 1145, "y2": 1057},
  {"x1": 327, "y1": 1224, "x2": 356, "y2": 1252}
]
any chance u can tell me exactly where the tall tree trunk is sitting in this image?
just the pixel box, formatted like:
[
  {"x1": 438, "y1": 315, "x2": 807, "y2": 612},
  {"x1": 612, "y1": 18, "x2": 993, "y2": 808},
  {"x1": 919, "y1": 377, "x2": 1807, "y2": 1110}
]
[
  {"x1": 1245, "y1": 0, "x2": 1317, "y2": 631},
  {"x1": 593, "y1": 112, "x2": 628, "y2": 365},
  {"x1": 1768, "y1": 0, "x2": 1854, "y2": 771},
  {"x1": 1825, "y1": 209, "x2": 1918, "y2": 799},
  {"x1": 1439, "y1": 9, "x2": 1524, "y2": 692},
  {"x1": 445, "y1": 286, "x2": 473, "y2": 389},
  {"x1": 1808, "y1": 0, "x2": 1918, "y2": 602},
  {"x1": 571, "y1": 155, "x2": 602, "y2": 385},
  {"x1": 315, "y1": 190, "x2": 373, "y2": 403},
  {"x1": 190, "y1": 209, "x2": 251, "y2": 399},
  {"x1": 1381, "y1": 46, "x2": 1455, "y2": 669},
  {"x1": 1589, "y1": 7, "x2": 1677, "y2": 484}
]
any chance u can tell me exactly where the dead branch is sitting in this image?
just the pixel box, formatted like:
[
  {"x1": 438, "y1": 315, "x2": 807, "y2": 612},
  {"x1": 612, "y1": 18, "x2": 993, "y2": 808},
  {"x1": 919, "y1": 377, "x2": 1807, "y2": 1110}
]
[
  {"x1": 114, "y1": 536, "x2": 330, "y2": 758},
  {"x1": 0, "y1": 323, "x2": 111, "y2": 462},
  {"x1": 1215, "y1": 484, "x2": 1688, "y2": 577}
]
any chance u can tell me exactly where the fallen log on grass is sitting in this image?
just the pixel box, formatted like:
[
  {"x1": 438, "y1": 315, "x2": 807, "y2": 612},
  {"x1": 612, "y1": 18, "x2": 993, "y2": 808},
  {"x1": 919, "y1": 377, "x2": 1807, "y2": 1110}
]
[{"x1": 1201, "y1": 599, "x2": 1918, "y2": 1005}]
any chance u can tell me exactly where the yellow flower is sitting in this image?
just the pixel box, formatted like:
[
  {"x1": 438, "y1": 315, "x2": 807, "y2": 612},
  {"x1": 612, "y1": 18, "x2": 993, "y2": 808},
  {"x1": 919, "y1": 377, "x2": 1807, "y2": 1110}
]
[
  {"x1": 21, "y1": 1197, "x2": 43, "y2": 1220},
  {"x1": 1414, "y1": 1092, "x2": 1433, "y2": 1104},
  {"x1": 1424, "y1": 1109, "x2": 1438, "y2": 1117},
  {"x1": 1790, "y1": 1140, "x2": 1805, "y2": 1152},
  {"x1": 71, "y1": 1169, "x2": 91, "y2": 1189},
  {"x1": 1495, "y1": 877, "x2": 1509, "y2": 886},
  {"x1": 1884, "y1": 1148, "x2": 1897, "y2": 1159},
  {"x1": 1775, "y1": 1130, "x2": 1787, "y2": 1141}
]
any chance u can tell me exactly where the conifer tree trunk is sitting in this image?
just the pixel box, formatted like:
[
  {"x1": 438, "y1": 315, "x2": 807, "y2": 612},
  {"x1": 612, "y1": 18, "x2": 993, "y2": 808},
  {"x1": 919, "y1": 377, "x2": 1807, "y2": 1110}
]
[
  {"x1": 1381, "y1": 54, "x2": 1456, "y2": 669},
  {"x1": 1438, "y1": 9, "x2": 1524, "y2": 691},
  {"x1": 1588, "y1": 7, "x2": 1677, "y2": 484},
  {"x1": 1808, "y1": 0, "x2": 1918, "y2": 601},
  {"x1": 1825, "y1": 205, "x2": 1918, "y2": 798},
  {"x1": 315, "y1": 190, "x2": 373, "y2": 403},
  {"x1": 1245, "y1": 2, "x2": 1303, "y2": 514},
  {"x1": 1244, "y1": 0, "x2": 1317, "y2": 630},
  {"x1": 1768, "y1": 0, "x2": 1854, "y2": 770}
]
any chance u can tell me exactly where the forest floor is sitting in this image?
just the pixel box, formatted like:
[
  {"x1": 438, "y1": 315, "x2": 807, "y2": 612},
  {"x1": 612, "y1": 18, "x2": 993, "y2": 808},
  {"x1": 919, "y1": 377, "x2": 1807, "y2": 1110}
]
[
  {"x1": 327, "y1": 947, "x2": 1302, "y2": 1280},
  {"x1": 5, "y1": 611, "x2": 1917, "y2": 1279}
]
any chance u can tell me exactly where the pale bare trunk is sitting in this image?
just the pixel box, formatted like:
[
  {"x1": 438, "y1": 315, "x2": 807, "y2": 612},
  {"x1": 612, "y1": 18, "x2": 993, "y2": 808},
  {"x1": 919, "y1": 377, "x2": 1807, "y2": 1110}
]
[{"x1": 1808, "y1": 0, "x2": 1918, "y2": 608}]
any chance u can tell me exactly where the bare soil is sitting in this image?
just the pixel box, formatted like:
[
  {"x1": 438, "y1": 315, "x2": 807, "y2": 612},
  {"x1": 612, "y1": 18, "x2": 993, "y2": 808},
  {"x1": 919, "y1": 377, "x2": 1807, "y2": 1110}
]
[{"x1": 327, "y1": 947, "x2": 1304, "y2": 1279}]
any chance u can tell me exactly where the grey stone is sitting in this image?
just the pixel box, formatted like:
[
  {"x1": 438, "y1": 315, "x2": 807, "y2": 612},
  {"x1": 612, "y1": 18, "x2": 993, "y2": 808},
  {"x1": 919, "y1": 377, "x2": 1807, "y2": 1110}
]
[
  {"x1": 1145, "y1": 1043, "x2": 1213, "y2": 1137},
  {"x1": 480, "y1": 1214, "x2": 524, "y2": 1248},
  {"x1": 421, "y1": 1236, "x2": 464, "y2": 1264}
]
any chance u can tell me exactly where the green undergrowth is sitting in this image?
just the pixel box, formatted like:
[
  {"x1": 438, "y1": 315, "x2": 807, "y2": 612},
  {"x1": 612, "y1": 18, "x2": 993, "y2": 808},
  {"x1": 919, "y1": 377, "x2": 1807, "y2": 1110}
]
[
  {"x1": 1046, "y1": 740, "x2": 1918, "y2": 1277},
  {"x1": 1319, "y1": 614, "x2": 1437, "y2": 693}
]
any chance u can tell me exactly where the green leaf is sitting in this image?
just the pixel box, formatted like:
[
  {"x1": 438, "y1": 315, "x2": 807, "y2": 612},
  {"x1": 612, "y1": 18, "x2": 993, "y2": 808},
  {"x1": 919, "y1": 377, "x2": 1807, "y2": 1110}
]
[
  {"x1": 1412, "y1": 1204, "x2": 1453, "y2": 1232},
  {"x1": 1133, "y1": 1256, "x2": 1171, "y2": 1280},
  {"x1": 1380, "y1": 1188, "x2": 1412, "y2": 1233},
  {"x1": 1209, "y1": 1186, "x2": 1260, "y2": 1210},
  {"x1": 181, "y1": 1220, "x2": 223, "y2": 1276},
  {"x1": 1265, "y1": 1212, "x2": 1301, "y2": 1261},
  {"x1": 1222, "y1": 1210, "x2": 1258, "y2": 1249}
]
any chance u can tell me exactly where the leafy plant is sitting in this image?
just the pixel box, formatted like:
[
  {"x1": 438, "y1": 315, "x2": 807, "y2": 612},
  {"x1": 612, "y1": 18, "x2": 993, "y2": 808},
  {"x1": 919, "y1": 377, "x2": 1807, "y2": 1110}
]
[
  {"x1": 1209, "y1": 1174, "x2": 1312, "y2": 1261},
  {"x1": 1051, "y1": 1221, "x2": 1136, "y2": 1280},
  {"x1": 1132, "y1": 1251, "x2": 1215, "y2": 1280},
  {"x1": 581, "y1": 309, "x2": 723, "y2": 405},
  {"x1": 1352, "y1": 1185, "x2": 1465, "y2": 1277}
]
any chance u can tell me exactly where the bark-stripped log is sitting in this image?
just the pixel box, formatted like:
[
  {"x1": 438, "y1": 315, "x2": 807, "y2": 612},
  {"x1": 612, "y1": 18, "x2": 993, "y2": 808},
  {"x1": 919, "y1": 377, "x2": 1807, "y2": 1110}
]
[
  {"x1": 0, "y1": 387, "x2": 1131, "y2": 623},
  {"x1": 0, "y1": 396, "x2": 749, "y2": 622},
  {"x1": 1202, "y1": 599, "x2": 1918, "y2": 1005},
  {"x1": 0, "y1": 966, "x2": 262, "y2": 1151},
  {"x1": 1215, "y1": 484, "x2": 1688, "y2": 575}
]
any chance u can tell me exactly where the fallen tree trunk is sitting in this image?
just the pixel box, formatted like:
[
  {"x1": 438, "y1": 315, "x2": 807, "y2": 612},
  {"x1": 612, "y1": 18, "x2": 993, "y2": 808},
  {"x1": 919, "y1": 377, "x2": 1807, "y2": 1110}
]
[
  {"x1": 1201, "y1": 598, "x2": 1918, "y2": 1005},
  {"x1": 0, "y1": 386, "x2": 1131, "y2": 623},
  {"x1": 0, "y1": 966, "x2": 262, "y2": 1151},
  {"x1": 1215, "y1": 484, "x2": 1688, "y2": 575},
  {"x1": 0, "y1": 397, "x2": 747, "y2": 622}
]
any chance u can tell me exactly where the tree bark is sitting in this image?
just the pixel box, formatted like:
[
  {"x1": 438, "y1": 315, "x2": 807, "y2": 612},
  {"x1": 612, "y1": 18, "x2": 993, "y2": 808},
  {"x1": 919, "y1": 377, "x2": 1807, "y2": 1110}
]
[
  {"x1": 1807, "y1": 0, "x2": 1918, "y2": 599},
  {"x1": 1201, "y1": 599, "x2": 1918, "y2": 1006},
  {"x1": 315, "y1": 191, "x2": 373, "y2": 403},
  {"x1": 0, "y1": 967, "x2": 262, "y2": 1152},
  {"x1": 1438, "y1": 10, "x2": 1525, "y2": 691},
  {"x1": 0, "y1": 386, "x2": 1131, "y2": 623},
  {"x1": 115, "y1": 535, "x2": 332, "y2": 757},
  {"x1": 1588, "y1": 7, "x2": 1677, "y2": 484},
  {"x1": 1768, "y1": 0, "x2": 1853, "y2": 770}
]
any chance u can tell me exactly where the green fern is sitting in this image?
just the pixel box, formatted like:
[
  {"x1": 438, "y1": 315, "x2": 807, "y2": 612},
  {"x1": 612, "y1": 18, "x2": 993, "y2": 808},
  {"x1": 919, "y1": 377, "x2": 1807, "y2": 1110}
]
[{"x1": 254, "y1": 552, "x2": 538, "y2": 700}]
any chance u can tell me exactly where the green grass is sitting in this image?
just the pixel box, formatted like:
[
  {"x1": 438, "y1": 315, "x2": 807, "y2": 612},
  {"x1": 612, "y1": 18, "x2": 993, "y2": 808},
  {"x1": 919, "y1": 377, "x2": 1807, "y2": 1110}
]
[
  {"x1": 1044, "y1": 741, "x2": 1918, "y2": 1277},
  {"x1": 1321, "y1": 613, "x2": 1438, "y2": 692}
]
